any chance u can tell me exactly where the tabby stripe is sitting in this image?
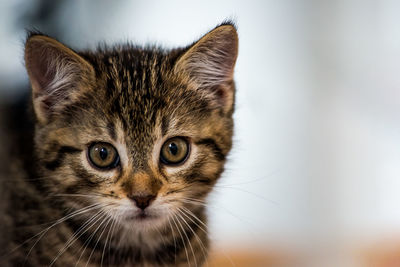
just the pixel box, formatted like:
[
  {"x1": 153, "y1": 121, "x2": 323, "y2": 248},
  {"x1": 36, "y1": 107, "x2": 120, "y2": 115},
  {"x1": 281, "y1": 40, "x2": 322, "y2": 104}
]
[
  {"x1": 106, "y1": 121, "x2": 117, "y2": 140},
  {"x1": 44, "y1": 146, "x2": 81, "y2": 171},
  {"x1": 195, "y1": 138, "x2": 225, "y2": 161},
  {"x1": 161, "y1": 116, "x2": 169, "y2": 136}
]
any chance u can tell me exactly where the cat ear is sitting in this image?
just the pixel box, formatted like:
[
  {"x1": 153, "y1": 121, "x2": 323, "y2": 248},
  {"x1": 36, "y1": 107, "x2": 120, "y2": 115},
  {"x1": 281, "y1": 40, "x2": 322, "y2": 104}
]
[
  {"x1": 174, "y1": 23, "x2": 238, "y2": 112},
  {"x1": 24, "y1": 34, "x2": 94, "y2": 124}
]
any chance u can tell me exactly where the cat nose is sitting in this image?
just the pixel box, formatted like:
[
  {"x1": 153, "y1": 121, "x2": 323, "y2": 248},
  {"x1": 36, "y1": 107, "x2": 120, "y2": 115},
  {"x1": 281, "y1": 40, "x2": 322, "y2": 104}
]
[{"x1": 128, "y1": 194, "x2": 156, "y2": 210}]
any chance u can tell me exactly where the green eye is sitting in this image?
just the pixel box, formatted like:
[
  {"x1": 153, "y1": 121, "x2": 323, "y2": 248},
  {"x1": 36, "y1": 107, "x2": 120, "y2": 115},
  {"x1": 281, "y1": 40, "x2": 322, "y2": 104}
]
[
  {"x1": 160, "y1": 137, "x2": 190, "y2": 165},
  {"x1": 88, "y1": 142, "x2": 119, "y2": 169}
]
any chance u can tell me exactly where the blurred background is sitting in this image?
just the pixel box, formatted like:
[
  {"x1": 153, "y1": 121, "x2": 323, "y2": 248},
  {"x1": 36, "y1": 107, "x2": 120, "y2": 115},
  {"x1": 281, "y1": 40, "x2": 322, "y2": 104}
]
[{"x1": 2, "y1": 0, "x2": 400, "y2": 266}]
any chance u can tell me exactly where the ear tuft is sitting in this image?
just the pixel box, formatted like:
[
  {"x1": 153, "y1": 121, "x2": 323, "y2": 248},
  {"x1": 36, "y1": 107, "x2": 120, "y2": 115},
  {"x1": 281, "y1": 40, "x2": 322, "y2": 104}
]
[
  {"x1": 24, "y1": 34, "x2": 94, "y2": 124},
  {"x1": 174, "y1": 23, "x2": 238, "y2": 111}
]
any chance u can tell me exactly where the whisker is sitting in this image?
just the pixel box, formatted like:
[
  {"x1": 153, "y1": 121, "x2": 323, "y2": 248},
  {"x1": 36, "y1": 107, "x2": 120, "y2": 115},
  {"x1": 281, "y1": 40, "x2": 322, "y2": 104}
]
[
  {"x1": 173, "y1": 212, "x2": 197, "y2": 267},
  {"x1": 170, "y1": 214, "x2": 191, "y2": 267},
  {"x1": 176, "y1": 208, "x2": 208, "y2": 267},
  {"x1": 180, "y1": 197, "x2": 260, "y2": 240},
  {"x1": 107, "y1": 213, "x2": 120, "y2": 266},
  {"x1": 217, "y1": 169, "x2": 282, "y2": 187},
  {"x1": 75, "y1": 212, "x2": 111, "y2": 267},
  {"x1": 178, "y1": 206, "x2": 208, "y2": 236},
  {"x1": 101, "y1": 212, "x2": 116, "y2": 267},
  {"x1": 85, "y1": 215, "x2": 113, "y2": 267},
  {"x1": 21, "y1": 203, "x2": 104, "y2": 263},
  {"x1": 179, "y1": 206, "x2": 236, "y2": 267},
  {"x1": 211, "y1": 186, "x2": 278, "y2": 205},
  {"x1": 53, "y1": 193, "x2": 118, "y2": 199},
  {"x1": 166, "y1": 216, "x2": 177, "y2": 265},
  {"x1": 48, "y1": 208, "x2": 108, "y2": 266}
]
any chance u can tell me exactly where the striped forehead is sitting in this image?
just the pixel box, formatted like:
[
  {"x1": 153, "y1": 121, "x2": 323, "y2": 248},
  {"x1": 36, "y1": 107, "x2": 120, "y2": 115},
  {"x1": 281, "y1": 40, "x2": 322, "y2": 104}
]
[{"x1": 102, "y1": 52, "x2": 166, "y2": 165}]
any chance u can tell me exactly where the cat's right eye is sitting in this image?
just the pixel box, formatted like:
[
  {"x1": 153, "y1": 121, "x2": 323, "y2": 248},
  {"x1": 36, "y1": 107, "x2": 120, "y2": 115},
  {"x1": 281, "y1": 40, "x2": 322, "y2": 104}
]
[{"x1": 88, "y1": 142, "x2": 120, "y2": 169}]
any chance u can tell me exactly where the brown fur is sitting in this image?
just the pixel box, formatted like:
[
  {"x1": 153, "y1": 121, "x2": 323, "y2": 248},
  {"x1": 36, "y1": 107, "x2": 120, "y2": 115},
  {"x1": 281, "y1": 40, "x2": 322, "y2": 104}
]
[{"x1": 0, "y1": 22, "x2": 238, "y2": 266}]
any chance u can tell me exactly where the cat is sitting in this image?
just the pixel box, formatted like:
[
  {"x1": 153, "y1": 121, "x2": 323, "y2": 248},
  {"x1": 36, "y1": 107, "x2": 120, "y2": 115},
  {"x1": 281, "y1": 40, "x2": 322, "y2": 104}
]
[{"x1": 0, "y1": 21, "x2": 238, "y2": 267}]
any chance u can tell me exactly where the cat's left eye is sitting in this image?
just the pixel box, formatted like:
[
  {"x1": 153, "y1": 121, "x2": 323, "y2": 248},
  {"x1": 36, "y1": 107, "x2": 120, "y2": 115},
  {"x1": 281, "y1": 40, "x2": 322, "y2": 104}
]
[
  {"x1": 88, "y1": 142, "x2": 120, "y2": 169},
  {"x1": 160, "y1": 137, "x2": 190, "y2": 165}
]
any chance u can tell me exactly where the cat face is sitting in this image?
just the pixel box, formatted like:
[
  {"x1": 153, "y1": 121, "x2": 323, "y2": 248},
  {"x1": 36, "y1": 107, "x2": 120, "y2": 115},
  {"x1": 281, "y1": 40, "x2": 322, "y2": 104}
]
[{"x1": 25, "y1": 24, "x2": 238, "y2": 234}]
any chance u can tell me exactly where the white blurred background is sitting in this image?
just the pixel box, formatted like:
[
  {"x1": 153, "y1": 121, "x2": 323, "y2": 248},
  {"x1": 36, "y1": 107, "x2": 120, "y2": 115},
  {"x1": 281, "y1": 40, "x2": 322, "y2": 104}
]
[{"x1": 2, "y1": 0, "x2": 400, "y2": 266}]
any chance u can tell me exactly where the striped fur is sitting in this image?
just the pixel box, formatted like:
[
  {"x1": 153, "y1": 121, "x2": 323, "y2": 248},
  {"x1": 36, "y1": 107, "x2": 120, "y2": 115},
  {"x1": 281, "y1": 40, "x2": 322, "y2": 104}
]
[{"x1": 0, "y1": 22, "x2": 238, "y2": 266}]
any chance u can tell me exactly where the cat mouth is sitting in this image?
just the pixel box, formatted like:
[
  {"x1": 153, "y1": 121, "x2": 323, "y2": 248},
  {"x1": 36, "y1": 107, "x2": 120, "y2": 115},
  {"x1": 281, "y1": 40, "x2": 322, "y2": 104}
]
[
  {"x1": 136, "y1": 212, "x2": 152, "y2": 220},
  {"x1": 125, "y1": 210, "x2": 158, "y2": 221}
]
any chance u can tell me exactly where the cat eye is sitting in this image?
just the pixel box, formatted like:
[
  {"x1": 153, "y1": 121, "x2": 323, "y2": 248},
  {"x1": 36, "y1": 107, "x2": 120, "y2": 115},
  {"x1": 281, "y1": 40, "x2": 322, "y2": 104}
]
[
  {"x1": 88, "y1": 142, "x2": 120, "y2": 169},
  {"x1": 160, "y1": 137, "x2": 190, "y2": 165}
]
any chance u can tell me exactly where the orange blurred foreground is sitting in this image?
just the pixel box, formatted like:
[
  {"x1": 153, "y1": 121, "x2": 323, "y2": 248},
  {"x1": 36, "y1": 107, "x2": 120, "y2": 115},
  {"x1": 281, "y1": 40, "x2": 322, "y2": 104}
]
[{"x1": 207, "y1": 247, "x2": 298, "y2": 267}]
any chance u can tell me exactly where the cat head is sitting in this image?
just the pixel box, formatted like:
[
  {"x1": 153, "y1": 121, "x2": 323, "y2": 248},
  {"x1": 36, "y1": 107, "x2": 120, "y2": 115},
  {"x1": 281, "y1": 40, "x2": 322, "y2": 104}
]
[{"x1": 24, "y1": 23, "x2": 238, "y2": 232}]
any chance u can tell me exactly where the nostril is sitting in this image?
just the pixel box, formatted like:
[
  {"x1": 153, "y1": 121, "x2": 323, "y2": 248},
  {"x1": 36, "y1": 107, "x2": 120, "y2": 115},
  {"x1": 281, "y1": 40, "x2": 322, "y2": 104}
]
[{"x1": 128, "y1": 194, "x2": 156, "y2": 210}]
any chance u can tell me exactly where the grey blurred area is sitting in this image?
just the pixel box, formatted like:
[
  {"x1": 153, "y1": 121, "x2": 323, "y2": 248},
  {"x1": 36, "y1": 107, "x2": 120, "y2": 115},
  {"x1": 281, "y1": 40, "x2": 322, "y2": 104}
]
[
  {"x1": 2, "y1": 0, "x2": 400, "y2": 266},
  {"x1": 0, "y1": 0, "x2": 66, "y2": 98}
]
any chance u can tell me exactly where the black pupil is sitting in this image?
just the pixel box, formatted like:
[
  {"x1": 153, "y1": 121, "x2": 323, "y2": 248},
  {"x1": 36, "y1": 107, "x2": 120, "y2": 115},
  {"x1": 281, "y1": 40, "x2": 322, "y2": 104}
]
[
  {"x1": 168, "y1": 142, "x2": 178, "y2": 156},
  {"x1": 99, "y1": 147, "x2": 108, "y2": 160}
]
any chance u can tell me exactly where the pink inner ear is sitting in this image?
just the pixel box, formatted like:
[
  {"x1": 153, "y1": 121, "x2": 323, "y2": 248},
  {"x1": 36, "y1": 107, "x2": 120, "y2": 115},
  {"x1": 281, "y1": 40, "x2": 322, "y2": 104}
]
[
  {"x1": 174, "y1": 25, "x2": 238, "y2": 90},
  {"x1": 212, "y1": 82, "x2": 235, "y2": 113},
  {"x1": 176, "y1": 25, "x2": 238, "y2": 111},
  {"x1": 29, "y1": 54, "x2": 57, "y2": 95},
  {"x1": 214, "y1": 85, "x2": 227, "y2": 106},
  {"x1": 25, "y1": 36, "x2": 95, "y2": 123}
]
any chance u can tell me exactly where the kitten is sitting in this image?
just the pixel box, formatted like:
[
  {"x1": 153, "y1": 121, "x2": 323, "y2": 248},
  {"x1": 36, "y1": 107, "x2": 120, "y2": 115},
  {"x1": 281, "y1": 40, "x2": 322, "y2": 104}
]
[{"x1": 0, "y1": 22, "x2": 238, "y2": 266}]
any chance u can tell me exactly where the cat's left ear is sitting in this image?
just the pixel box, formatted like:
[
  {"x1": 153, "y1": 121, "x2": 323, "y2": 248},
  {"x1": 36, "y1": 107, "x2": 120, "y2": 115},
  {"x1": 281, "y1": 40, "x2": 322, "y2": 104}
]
[
  {"x1": 174, "y1": 23, "x2": 238, "y2": 113},
  {"x1": 25, "y1": 34, "x2": 95, "y2": 124}
]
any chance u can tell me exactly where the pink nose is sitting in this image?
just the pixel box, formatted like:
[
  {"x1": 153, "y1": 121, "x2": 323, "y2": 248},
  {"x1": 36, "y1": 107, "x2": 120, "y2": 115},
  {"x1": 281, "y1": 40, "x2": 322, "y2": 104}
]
[{"x1": 128, "y1": 194, "x2": 156, "y2": 210}]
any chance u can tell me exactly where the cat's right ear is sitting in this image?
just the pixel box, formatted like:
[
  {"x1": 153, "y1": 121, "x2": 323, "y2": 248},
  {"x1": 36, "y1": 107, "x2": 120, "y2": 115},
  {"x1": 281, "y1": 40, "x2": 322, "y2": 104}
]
[
  {"x1": 24, "y1": 33, "x2": 94, "y2": 124},
  {"x1": 173, "y1": 23, "x2": 238, "y2": 113}
]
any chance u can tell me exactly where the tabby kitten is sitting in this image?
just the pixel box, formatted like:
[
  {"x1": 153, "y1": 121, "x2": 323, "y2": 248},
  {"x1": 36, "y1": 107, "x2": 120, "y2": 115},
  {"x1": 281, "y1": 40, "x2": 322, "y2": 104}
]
[{"x1": 1, "y1": 22, "x2": 238, "y2": 266}]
